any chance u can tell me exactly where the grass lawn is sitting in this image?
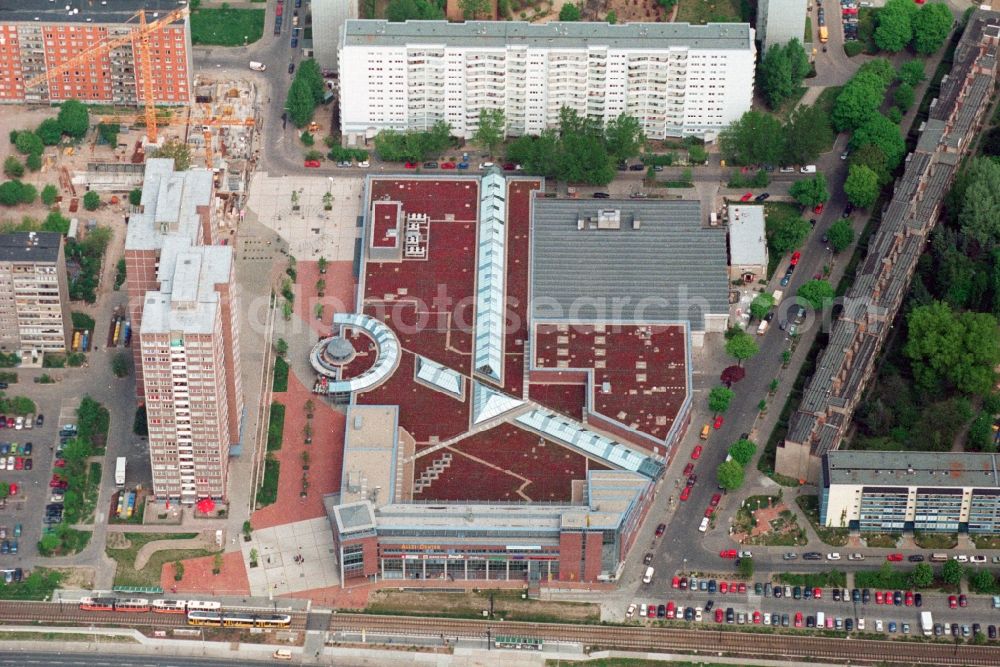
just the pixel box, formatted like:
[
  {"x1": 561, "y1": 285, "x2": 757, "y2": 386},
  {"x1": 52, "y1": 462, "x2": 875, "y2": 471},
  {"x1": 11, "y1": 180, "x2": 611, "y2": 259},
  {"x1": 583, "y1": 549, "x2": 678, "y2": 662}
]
[
  {"x1": 0, "y1": 568, "x2": 62, "y2": 600},
  {"x1": 864, "y1": 533, "x2": 901, "y2": 548},
  {"x1": 814, "y1": 85, "x2": 845, "y2": 116},
  {"x1": 190, "y1": 8, "x2": 264, "y2": 46},
  {"x1": 266, "y1": 402, "x2": 285, "y2": 451},
  {"x1": 107, "y1": 532, "x2": 208, "y2": 588},
  {"x1": 81, "y1": 462, "x2": 101, "y2": 524},
  {"x1": 972, "y1": 535, "x2": 1000, "y2": 549},
  {"x1": 256, "y1": 456, "x2": 280, "y2": 507},
  {"x1": 368, "y1": 588, "x2": 599, "y2": 623},
  {"x1": 776, "y1": 570, "x2": 847, "y2": 588},
  {"x1": 796, "y1": 494, "x2": 849, "y2": 546},
  {"x1": 914, "y1": 531, "x2": 958, "y2": 550},
  {"x1": 676, "y1": 0, "x2": 742, "y2": 24},
  {"x1": 272, "y1": 357, "x2": 289, "y2": 393}
]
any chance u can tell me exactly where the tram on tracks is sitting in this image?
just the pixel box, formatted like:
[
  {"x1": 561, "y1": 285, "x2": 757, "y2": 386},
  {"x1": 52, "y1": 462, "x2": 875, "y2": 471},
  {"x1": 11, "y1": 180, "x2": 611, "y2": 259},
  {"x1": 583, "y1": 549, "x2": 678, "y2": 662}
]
[
  {"x1": 186, "y1": 610, "x2": 292, "y2": 629},
  {"x1": 79, "y1": 597, "x2": 222, "y2": 614}
]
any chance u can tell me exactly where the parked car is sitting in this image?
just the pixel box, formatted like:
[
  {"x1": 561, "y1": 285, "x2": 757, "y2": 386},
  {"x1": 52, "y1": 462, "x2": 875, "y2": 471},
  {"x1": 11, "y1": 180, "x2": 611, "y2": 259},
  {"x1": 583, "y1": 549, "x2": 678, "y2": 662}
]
[{"x1": 303, "y1": 160, "x2": 321, "y2": 168}]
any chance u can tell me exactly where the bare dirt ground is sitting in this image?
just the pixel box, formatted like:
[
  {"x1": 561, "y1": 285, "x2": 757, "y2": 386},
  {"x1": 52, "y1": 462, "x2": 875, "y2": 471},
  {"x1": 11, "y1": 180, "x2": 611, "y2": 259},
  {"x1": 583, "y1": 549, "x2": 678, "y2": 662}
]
[
  {"x1": 48, "y1": 566, "x2": 96, "y2": 590},
  {"x1": 367, "y1": 589, "x2": 600, "y2": 622},
  {"x1": 583, "y1": 0, "x2": 669, "y2": 22}
]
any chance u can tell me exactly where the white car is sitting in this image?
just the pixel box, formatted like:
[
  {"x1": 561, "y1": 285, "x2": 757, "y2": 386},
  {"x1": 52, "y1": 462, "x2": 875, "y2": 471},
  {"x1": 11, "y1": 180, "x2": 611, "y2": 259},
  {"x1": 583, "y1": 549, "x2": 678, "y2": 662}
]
[
  {"x1": 699, "y1": 517, "x2": 710, "y2": 532},
  {"x1": 694, "y1": 607, "x2": 702, "y2": 622},
  {"x1": 738, "y1": 550, "x2": 753, "y2": 558},
  {"x1": 970, "y1": 555, "x2": 987, "y2": 563},
  {"x1": 479, "y1": 162, "x2": 494, "y2": 170},
  {"x1": 858, "y1": 618, "x2": 866, "y2": 631},
  {"x1": 626, "y1": 603, "x2": 637, "y2": 618},
  {"x1": 763, "y1": 612, "x2": 772, "y2": 625},
  {"x1": 639, "y1": 603, "x2": 648, "y2": 617},
  {"x1": 875, "y1": 619, "x2": 883, "y2": 632},
  {"x1": 827, "y1": 552, "x2": 842, "y2": 560},
  {"x1": 357, "y1": 161, "x2": 370, "y2": 168},
  {"x1": 14, "y1": 416, "x2": 22, "y2": 430},
  {"x1": 5, "y1": 456, "x2": 13, "y2": 470},
  {"x1": 953, "y1": 555, "x2": 969, "y2": 563},
  {"x1": 24, "y1": 415, "x2": 32, "y2": 430},
  {"x1": 848, "y1": 553, "x2": 865, "y2": 561}
]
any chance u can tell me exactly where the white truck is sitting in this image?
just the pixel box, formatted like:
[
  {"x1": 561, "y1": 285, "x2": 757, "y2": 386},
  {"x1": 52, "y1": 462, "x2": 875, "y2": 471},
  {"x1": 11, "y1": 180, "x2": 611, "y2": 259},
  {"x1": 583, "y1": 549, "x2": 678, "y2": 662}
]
[
  {"x1": 115, "y1": 457, "x2": 126, "y2": 487},
  {"x1": 772, "y1": 289, "x2": 784, "y2": 305},
  {"x1": 920, "y1": 611, "x2": 933, "y2": 636},
  {"x1": 249, "y1": 61, "x2": 267, "y2": 72}
]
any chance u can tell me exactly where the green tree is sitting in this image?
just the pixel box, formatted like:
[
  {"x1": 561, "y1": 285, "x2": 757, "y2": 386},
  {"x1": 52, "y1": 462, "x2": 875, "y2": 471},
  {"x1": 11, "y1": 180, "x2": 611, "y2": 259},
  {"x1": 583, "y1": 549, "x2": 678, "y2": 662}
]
[
  {"x1": 26, "y1": 153, "x2": 41, "y2": 172},
  {"x1": 768, "y1": 214, "x2": 811, "y2": 254},
  {"x1": 844, "y1": 164, "x2": 880, "y2": 209},
  {"x1": 789, "y1": 174, "x2": 828, "y2": 208},
  {"x1": 133, "y1": 405, "x2": 148, "y2": 437},
  {"x1": 606, "y1": 9, "x2": 617, "y2": 23},
  {"x1": 831, "y1": 72, "x2": 886, "y2": 132},
  {"x1": 3, "y1": 156, "x2": 23, "y2": 179},
  {"x1": 0, "y1": 181, "x2": 22, "y2": 206},
  {"x1": 874, "y1": 0, "x2": 916, "y2": 53},
  {"x1": 150, "y1": 140, "x2": 192, "y2": 171},
  {"x1": 459, "y1": 0, "x2": 491, "y2": 18},
  {"x1": 728, "y1": 439, "x2": 757, "y2": 466},
  {"x1": 970, "y1": 568, "x2": 997, "y2": 593},
  {"x1": 558, "y1": 2, "x2": 580, "y2": 20},
  {"x1": 909, "y1": 562, "x2": 933, "y2": 588},
  {"x1": 851, "y1": 115, "x2": 905, "y2": 171},
  {"x1": 128, "y1": 188, "x2": 142, "y2": 206},
  {"x1": 386, "y1": 0, "x2": 444, "y2": 20},
  {"x1": 717, "y1": 459, "x2": 745, "y2": 491},
  {"x1": 826, "y1": 219, "x2": 855, "y2": 253},
  {"x1": 296, "y1": 58, "x2": 326, "y2": 105},
  {"x1": 797, "y1": 279, "x2": 835, "y2": 310},
  {"x1": 174, "y1": 560, "x2": 185, "y2": 581},
  {"x1": 849, "y1": 143, "x2": 892, "y2": 186},
  {"x1": 782, "y1": 104, "x2": 834, "y2": 166},
  {"x1": 893, "y1": 82, "x2": 915, "y2": 112},
  {"x1": 905, "y1": 301, "x2": 1000, "y2": 396},
  {"x1": 274, "y1": 338, "x2": 289, "y2": 357},
  {"x1": 473, "y1": 108, "x2": 506, "y2": 157},
  {"x1": 749, "y1": 293, "x2": 775, "y2": 321},
  {"x1": 603, "y1": 113, "x2": 645, "y2": 164},
  {"x1": 57, "y1": 99, "x2": 89, "y2": 138},
  {"x1": 941, "y1": 558, "x2": 963, "y2": 587},
  {"x1": 725, "y1": 331, "x2": 759, "y2": 366},
  {"x1": 36, "y1": 118, "x2": 63, "y2": 145},
  {"x1": 14, "y1": 131, "x2": 43, "y2": 157},
  {"x1": 758, "y1": 39, "x2": 809, "y2": 109},
  {"x1": 911, "y1": 2, "x2": 952, "y2": 55},
  {"x1": 285, "y1": 78, "x2": 316, "y2": 128},
  {"x1": 897, "y1": 60, "x2": 925, "y2": 87},
  {"x1": 111, "y1": 352, "x2": 131, "y2": 378},
  {"x1": 83, "y1": 191, "x2": 100, "y2": 211},
  {"x1": 38, "y1": 532, "x2": 60, "y2": 556},
  {"x1": 41, "y1": 184, "x2": 58, "y2": 207},
  {"x1": 719, "y1": 111, "x2": 785, "y2": 167},
  {"x1": 43, "y1": 211, "x2": 69, "y2": 233},
  {"x1": 956, "y1": 157, "x2": 1000, "y2": 248},
  {"x1": 708, "y1": 386, "x2": 735, "y2": 413},
  {"x1": 968, "y1": 412, "x2": 995, "y2": 452},
  {"x1": 97, "y1": 122, "x2": 119, "y2": 147}
]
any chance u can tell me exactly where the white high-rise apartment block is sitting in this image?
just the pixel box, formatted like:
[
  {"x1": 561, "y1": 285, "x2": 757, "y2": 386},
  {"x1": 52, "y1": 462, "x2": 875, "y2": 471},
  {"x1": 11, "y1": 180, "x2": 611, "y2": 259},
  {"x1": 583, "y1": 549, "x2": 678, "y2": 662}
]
[
  {"x1": 756, "y1": 0, "x2": 808, "y2": 52},
  {"x1": 311, "y1": 0, "x2": 358, "y2": 72},
  {"x1": 0, "y1": 232, "x2": 71, "y2": 354},
  {"x1": 338, "y1": 20, "x2": 756, "y2": 143}
]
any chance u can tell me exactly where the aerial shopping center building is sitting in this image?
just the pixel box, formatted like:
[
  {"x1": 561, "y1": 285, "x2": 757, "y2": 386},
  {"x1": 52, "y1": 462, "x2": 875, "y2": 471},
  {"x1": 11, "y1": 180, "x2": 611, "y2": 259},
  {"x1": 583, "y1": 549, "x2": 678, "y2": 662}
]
[{"x1": 315, "y1": 171, "x2": 729, "y2": 585}]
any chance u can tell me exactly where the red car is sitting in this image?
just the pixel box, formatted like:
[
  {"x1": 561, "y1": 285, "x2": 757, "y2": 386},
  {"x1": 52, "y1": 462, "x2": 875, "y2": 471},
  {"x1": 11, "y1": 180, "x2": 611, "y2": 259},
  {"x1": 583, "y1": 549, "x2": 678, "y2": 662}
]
[
  {"x1": 303, "y1": 160, "x2": 321, "y2": 168},
  {"x1": 704, "y1": 507, "x2": 715, "y2": 518},
  {"x1": 740, "y1": 192, "x2": 753, "y2": 202},
  {"x1": 813, "y1": 587, "x2": 822, "y2": 599},
  {"x1": 905, "y1": 591, "x2": 914, "y2": 606},
  {"x1": 655, "y1": 523, "x2": 666, "y2": 537},
  {"x1": 666, "y1": 601, "x2": 676, "y2": 618},
  {"x1": 14, "y1": 457, "x2": 22, "y2": 471},
  {"x1": 8, "y1": 483, "x2": 15, "y2": 496},
  {"x1": 753, "y1": 610, "x2": 761, "y2": 624},
  {"x1": 404, "y1": 162, "x2": 418, "y2": 169},
  {"x1": 503, "y1": 163, "x2": 516, "y2": 171},
  {"x1": 440, "y1": 162, "x2": 456, "y2": 169},
  {"x1": 691, "y1": 445, "x2": 703, "y2": 460},
  {"x1": 790, "y1": 251, "x2": 801, "y2": 266},
  {"x1": 875, "y1": 591, "x2": 883, "y2": 604},
  {"x1": 5, "y1": 417, "x2": 12, "y2": 428},
  {"x1": 813, "y1": 203, "x2": 824, "y2": 215},
  {"x1": 672, "y1": 575, "x2": 680, "y2": 589},
  {"x1": 794, "y1": 612, "x2": 803, "y2": 628},
  {"x1": 883, "y1": 590, "x2": 893, "y2": 605},
  {"x1": 713, "y1": 415, "x2": 724, "y2": 429},
  {"x1": 843, "y1": 7, "x2": 858, "y2": 13},
  {"x1": 887, "y1": 553, "x2": 904, "y2": 562},
  {"x1": 683, "y1": 463, "x2": 695, "y2": 476},
  {"x1": 54, "y1": 459, "x2": 66, "y2": 468},
  {"x1": 710, "y1": 493, "x2": 722, "y2": 507},
  {"x1": 715, "y1": 608, "x2": 724, "y2": 623},
  {"x1": 738, "y1": 582, "x2": 747, "y2": 594},
  {"x1": 680, "y1": 486, "x2": 691, "y2": 501},
  {"x1": 948, "y1": 595, "x2": 957, "y2": 609},
  {"x1": 720, "y1": 549, "x2": 737, "y2": 559},
  {"x1": 720, "y1": 581, "x2": 729, "y2": 594}
]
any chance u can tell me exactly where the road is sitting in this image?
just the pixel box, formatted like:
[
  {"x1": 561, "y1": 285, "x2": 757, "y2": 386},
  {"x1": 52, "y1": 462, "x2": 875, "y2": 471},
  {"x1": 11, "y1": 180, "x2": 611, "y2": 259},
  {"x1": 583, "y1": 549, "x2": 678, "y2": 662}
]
[{"x1": 0, "y1": 651, "x2": 271, "y2": 667}]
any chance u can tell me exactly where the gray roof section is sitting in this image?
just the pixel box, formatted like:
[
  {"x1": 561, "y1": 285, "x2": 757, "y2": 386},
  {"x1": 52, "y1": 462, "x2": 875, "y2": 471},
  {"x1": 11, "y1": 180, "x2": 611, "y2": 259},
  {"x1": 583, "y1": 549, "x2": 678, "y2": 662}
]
[
  {"x1": 343, "y1": 19, "x2": 753, "y2": 51},
  {"x1": 0, "y1": 232, "x2": 61, "y2": 263},
  {"x1": 727, "y1": 204, "x2": 767, "y2": 267},
  {"x1": 825, "y1": 451, "x2": 1000, "y2": 489},
  {"x1": 0, "y1": 0, "x2": 187, "y2": 25},
  {"x1": 141, "y1": 240, "x2": 233, "y2": 335},
  {"x1": 126, "y1": 159, "x2": 213, "y2": 252},
  {"x1": 332, "y1": 500, "x2": 378, "y2": 536},
  {"x1": 530, "y1": 199, "x2": 728, "y2": 330}
]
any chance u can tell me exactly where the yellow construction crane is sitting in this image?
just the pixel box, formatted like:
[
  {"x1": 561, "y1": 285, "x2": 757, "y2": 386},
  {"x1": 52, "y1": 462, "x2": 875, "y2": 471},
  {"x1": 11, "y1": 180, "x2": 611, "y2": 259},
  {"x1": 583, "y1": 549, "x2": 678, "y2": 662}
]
[{"x1": 23, "y1": 7, "x2": 189, "y2": 144}]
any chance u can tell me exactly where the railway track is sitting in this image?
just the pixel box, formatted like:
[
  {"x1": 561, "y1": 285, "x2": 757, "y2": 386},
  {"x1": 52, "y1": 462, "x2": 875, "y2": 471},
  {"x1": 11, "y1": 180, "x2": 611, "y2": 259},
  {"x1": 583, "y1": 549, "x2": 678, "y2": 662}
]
[
  {"x1": 0, "y1": 602, "x2": 308, "y2": 632},
  {"x1": 330, "y1": 613, "x2": 1000, "y2": 666}
]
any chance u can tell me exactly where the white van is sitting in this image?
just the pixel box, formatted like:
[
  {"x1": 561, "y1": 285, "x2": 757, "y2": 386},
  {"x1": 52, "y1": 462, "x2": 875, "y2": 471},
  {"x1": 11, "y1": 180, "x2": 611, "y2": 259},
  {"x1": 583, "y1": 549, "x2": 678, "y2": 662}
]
[
  {"x1": 756, "y1": 318, "x2": 769, "y2": 336},
  {"x1": 272, "y1": 649, "x2": 292, "y2": 660},
  {"x1": 800, "y1": 164, "x2": 817, "y2": 174},
  {"x1": 772, "y1": 289, "x2": 783, "y2": 305},
  {"x1": 816, "y1": 611, "x2": 825, "y2": 628},
  {"x1": 249, "y1": 61, "x2": 267, "y2": 72},
  {"x1": 643, "y1": 566, "x2": 655, "y2": 584}
]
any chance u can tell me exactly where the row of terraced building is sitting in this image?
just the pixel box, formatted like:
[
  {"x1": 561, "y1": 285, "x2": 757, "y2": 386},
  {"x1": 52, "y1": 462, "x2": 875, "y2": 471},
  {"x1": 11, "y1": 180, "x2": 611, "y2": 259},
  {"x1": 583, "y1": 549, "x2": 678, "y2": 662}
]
[{"x1": 776, "y1": 10, "x2": 1000, "y2": 483}]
